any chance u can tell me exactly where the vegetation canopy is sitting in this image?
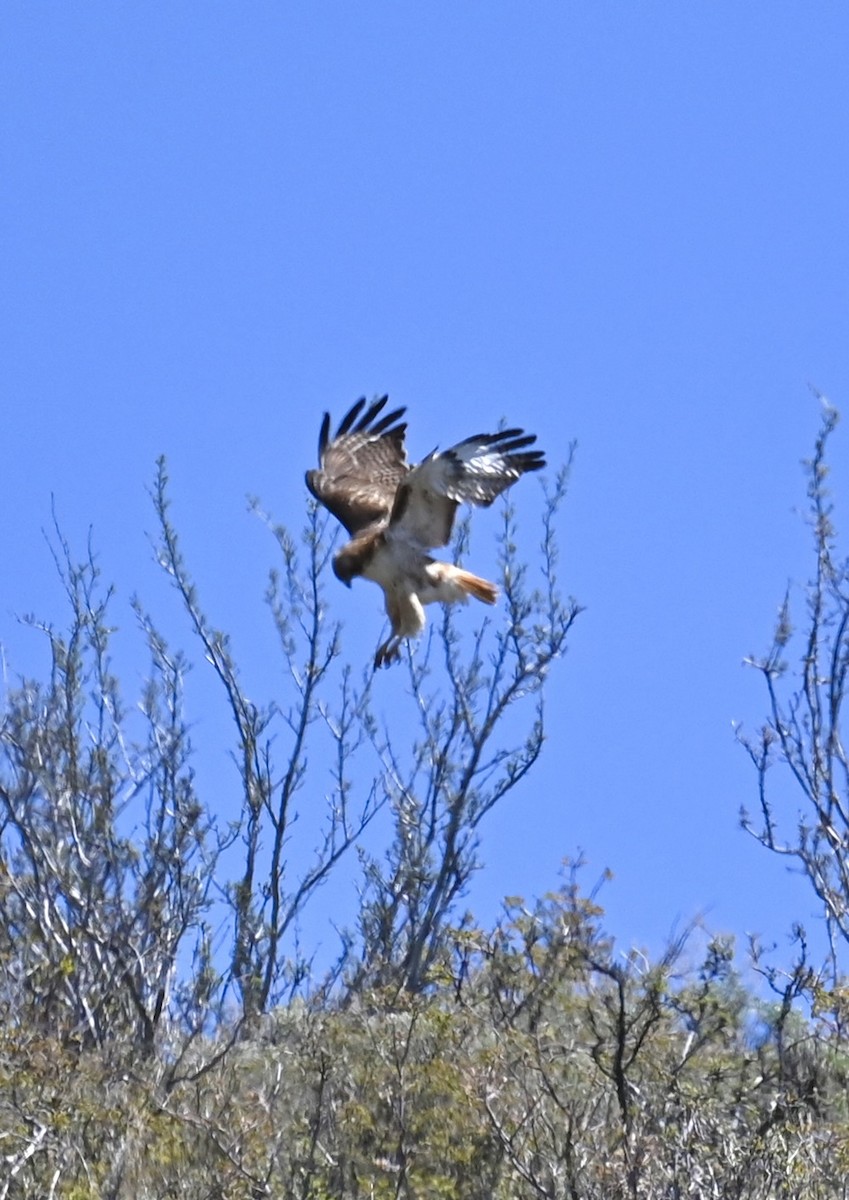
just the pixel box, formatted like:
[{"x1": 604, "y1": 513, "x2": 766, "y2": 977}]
[{"x1": 2, "y1": 408, "x2": 849, "y2": 1197}]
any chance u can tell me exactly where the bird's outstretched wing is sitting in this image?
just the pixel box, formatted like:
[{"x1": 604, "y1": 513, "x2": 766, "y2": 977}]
[
  {"x1": 389, "y1": 428, "x2": 545, "y2": 549},
  {"x1": 306, "y1": 396, "x2": 409, "y2": 535}
]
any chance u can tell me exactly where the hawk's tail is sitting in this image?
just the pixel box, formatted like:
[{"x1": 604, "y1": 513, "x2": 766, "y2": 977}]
[{"x1": 451, "y1": 567, "x2": 498, "y2": 606}]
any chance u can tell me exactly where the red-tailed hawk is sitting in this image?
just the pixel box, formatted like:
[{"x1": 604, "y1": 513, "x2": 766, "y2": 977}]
[{"x1": 306, "y1": 396, "x2": 546, "y2": 668}]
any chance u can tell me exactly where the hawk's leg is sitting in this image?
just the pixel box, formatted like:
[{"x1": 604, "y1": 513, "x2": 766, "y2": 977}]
[{"x1": 374, "y1": 636, "x2": 403, "y2": 670}]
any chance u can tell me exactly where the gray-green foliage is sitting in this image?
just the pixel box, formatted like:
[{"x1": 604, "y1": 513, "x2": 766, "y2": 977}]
[
  {"x1": 3, "y1": 419, "x2": 849, "y2": 1196},
  {"x1": 2, "y1": 881, "x2": 847, "y2": 1198},
  {"x1": 741, "y1": 402, "x2": 849, "y2": 984}
]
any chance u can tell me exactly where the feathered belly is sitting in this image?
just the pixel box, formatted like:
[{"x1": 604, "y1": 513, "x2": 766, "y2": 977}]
[
  {"x1": 364, "y1": 540, "x2": 485, "y2": 607},
  {"x1": 362, "y1": 538, "x2": 430, "y2": 591},
  {"x1": 361, "y1": 541, "x2": 432, "y2": 638}
]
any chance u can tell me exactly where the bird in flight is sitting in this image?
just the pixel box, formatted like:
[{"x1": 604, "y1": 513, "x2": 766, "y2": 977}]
[{"x1": 306, "y1": 396, "x2": 545, "y2": 669}]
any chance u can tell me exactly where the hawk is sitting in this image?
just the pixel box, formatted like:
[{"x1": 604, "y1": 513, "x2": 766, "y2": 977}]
[{"x1": 306, "y1": 396, "x2": 546, "y2": 668}]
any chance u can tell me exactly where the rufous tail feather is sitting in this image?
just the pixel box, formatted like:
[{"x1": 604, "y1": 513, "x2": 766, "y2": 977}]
[{"x1": 453, "y1": 567, "x2": 498, "y2": 605}]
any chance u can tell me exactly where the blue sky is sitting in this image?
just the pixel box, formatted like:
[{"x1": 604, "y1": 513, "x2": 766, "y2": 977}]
[{"x1": 2, "y1": 4, "x2": 848, "y2": 971}]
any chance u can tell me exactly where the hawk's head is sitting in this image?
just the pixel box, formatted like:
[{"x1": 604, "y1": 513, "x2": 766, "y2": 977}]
[{"x1": 332, "y1": 537, "x2": 375, "y2": 588}]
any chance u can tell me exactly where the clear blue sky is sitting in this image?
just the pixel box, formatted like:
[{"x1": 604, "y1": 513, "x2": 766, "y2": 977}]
[{"x1": 2, "y1": 4, "x2": 848, "y2": 970}]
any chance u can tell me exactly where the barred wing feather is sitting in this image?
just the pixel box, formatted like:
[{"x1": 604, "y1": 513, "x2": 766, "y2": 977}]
[
  {"x1": 389, "y1": 429, "x2": 545, "y2": 549},
  {"x1": 305, "y1": 395, "x2": 409, "y2": 535}
]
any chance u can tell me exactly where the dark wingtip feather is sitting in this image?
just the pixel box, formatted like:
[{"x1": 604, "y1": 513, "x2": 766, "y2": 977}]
[
  {"x1": 317, "y1": 412, "x2": 331, "y2": 460},
  {"x1": 317, "y1": 394, "x2": 408, "y2": 468},
  {"x1": 369, "y1": 405, "x2": 407, "y2": 436},
  {"x1": 518, "y1": 451, "x2": 546, "y2": 472},
  {"x1": 490, "y1": 428, "x2": 545, "y2": 470},
  {"x1": 497, "y1": 432, "x2": 538, "y2": 454},
  {"x1": 461, "y1": 428, "x2": 544, "y2": 465},
  {"x1": 462, "y1": 428, "x2": 534, "y2": 448},
  {"x1": 335, "y1": 397, "x2": 367, "y2": 438},
  {"x1": 353, "y1": 395, "x2": 390, "y2": 433}
]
